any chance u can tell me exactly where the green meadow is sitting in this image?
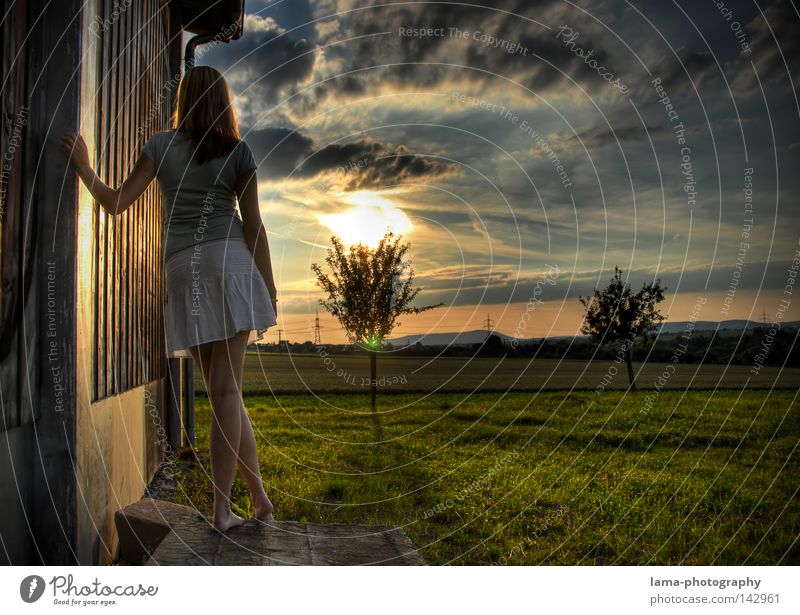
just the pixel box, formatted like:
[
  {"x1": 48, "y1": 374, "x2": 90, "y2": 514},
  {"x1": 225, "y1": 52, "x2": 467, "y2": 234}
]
[
  {"x1": 195, "y1": 354, "x2": 800, "y2": 394},
  {"x1": 165, "y1": 389, "x2": 799, "y2": 565}
]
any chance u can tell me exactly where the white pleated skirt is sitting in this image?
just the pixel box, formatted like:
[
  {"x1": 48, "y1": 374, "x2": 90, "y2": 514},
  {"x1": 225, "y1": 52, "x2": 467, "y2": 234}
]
[{"x1": 163, "y1": 237, "x2": 277, "y2": 358}]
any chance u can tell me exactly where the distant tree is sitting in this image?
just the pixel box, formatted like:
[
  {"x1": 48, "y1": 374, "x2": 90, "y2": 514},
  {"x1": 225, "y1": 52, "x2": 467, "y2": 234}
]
[
  {"x1": 579, "y1": 266, "x2": 667, "y2": 389},
  {"x1": 477, "y1": 333, "x2": 506, "y2": 357},
  {"x1": 312, "y1": 229, "x2": 443, "y2": 412}
]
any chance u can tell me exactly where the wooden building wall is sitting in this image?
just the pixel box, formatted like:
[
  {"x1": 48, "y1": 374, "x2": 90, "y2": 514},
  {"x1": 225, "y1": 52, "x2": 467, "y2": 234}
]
[
  {"x1": 93, "y1": 0, "x2": 169, "y2": 402},
  {"x1": 75, "y1": 0, "x2": 181, "y2": 564},
  {"x1": 0, "y1": 0, "x2": 182, "y2": 564}
]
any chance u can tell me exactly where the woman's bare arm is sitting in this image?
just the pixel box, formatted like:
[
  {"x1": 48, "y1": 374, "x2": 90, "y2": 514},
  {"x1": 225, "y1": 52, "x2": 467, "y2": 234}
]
[
  {"x1": 60, "y1": 132, "x2": 156, "y2": 215},
  {"x1": 235, "y1": 168, "x2": 278, "y2": 315}
]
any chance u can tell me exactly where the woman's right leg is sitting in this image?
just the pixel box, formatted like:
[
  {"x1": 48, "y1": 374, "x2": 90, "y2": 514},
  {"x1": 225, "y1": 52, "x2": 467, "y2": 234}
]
[{"x1": 235, "y1": 401, "x2": 274, "y2": 519}]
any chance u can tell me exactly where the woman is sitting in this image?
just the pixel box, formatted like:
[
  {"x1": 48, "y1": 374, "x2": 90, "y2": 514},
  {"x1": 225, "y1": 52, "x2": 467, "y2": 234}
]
[{"x1": 60, "y1": 66, "x2": 277, "y2": 532}]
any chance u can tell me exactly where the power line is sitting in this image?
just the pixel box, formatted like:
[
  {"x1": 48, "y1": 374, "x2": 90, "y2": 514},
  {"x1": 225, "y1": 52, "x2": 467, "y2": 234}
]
[{"x1": 314, "y1": 309, "x2": 321, "y2": 345}]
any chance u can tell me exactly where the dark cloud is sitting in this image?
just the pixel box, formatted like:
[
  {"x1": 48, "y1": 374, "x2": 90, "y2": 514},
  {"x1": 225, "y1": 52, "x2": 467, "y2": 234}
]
[
  {"x1": 647, "y1": 47, "x2": 718, "y2": 93},
  {"x1": 571, "y1": 123, "x2": 670, "y2": 148},
  {"x1": 338, "y1": 143, "x2": 459, "y2": 191},
  {"x1": 244, "y1": 127, "x2": 458, "y2": 189},
  {"x1": 304, "y1": 0, "x2": 625, "y2": 112},
  {"x1": 464, "y1": 18, "x2": 620, "y2": 94},
  {"x1": 418, "y1": 259, "x2": 800, "y2": 308},
  {"x1": 731, "y1": 2, "x2": 800, "y2": 94},
  {"x1": 200, "y1": 14, "x2": 319, "y2": 106},
  {"x1": 242, "y1": 127, "x2": 315, "y2": 177}
]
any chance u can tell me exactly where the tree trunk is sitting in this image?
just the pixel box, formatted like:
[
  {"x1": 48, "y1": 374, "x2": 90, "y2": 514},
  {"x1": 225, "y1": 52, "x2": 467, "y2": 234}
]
[
  {"x1": 368, "y1": 349, "x2": 383, "y2": 435},
  {"x1": 370, "y1": 349, "x2": 377, "y2": 409},
  {"x1": 625, "y1": 346, "x2": 636, "y2": 390}
]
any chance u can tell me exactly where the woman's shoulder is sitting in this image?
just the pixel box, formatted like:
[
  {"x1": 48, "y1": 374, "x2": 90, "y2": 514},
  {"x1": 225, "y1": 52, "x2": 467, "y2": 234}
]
[
  {"x1": 145, "y1": 129, "x2": 177, "y2": 143},
  {"x1": 233, "y1": 136, "x2": 257, "y2": 156},
  {"x1": 233, "y1": 137, "x2": 252, "y2": 151},
  {"x1": 232, "y1": 137, "x2": 257, "y2": 173},
  {"x1": 156, "y1": 130, "x2": 192, "y2": 151},
  {"x1": 159, "y1": 129, "x2": 182, "y2": 140}
]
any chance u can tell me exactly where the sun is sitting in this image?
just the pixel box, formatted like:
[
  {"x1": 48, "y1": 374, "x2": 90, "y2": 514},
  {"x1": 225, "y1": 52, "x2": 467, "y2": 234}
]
[{"x1": 318, "y1": 192, "x2": 413, "y2": 248}]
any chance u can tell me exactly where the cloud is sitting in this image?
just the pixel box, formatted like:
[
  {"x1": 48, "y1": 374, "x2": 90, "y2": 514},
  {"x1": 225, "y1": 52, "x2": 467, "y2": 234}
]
[
  {"x1": 570, "y1": 123, "x2": 671, "y2": 149},
  {"x1": 415, "y1": 258, "x2": 800, "y2": 308},
  {"x1": 731, "y1": 2, "x2": 800, "y2": 94},
  {"x1": 244, "y1": 127, "x2": 459, "y2": 189},
  {"x1": 199, "y1": 13, "x2": 320, "y2": 123},
  {"x1": 298, "y1": 0, "x2": 628, "y2": 117},
  {"x1": 646, "y1": 47, "x2": 718, "y2": 94},
  {"x1": 336, "y1": 143, "x2": 459, "y2": 190}
]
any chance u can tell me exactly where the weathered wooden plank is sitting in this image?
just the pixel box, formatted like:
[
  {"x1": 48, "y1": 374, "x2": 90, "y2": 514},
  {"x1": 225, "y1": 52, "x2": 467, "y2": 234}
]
[
  {"x1": 95, "y1": 0, "x2": 110, "y2": 401},
  {"x1": 133, "y1": 1, "x2": 142, "y2": 386},
  {"x1": 112, "y1": 6, "x2": 121, "y2": 396},
  {"x1": 121, "y1": 7, "x2": 131, "y2": 391},
  {"x1": 0, "y1": 0, "x2": 29, "y2": 430},
  {"x1": 117, "y1": 499, "x2": 427, "y2": 566}
]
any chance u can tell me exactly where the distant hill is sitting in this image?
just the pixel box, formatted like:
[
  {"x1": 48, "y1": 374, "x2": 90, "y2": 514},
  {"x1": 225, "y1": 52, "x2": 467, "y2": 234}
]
[
  {"x1": 656, "y1": 319, "x2": 800, "y2": 334},
  {"x1": 386, "y1": 329, "x2": 577, "y2": 347},
  {"x1": 386, "y1": 320, "x2": 800, "y2": 347},
  {"x1": 386, "y1": 329, "x2": 515, "y2": 347}
]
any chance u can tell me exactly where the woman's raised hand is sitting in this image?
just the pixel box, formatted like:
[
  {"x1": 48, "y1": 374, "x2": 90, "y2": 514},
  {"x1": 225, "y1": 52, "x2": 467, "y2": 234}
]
[{"x1": 59, "y1": 132, "x2": 90, "y2": 171}]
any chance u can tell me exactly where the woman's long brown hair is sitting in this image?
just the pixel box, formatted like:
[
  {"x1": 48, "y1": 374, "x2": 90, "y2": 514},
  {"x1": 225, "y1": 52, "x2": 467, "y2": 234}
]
[{"x1": 171, "y1": 66, "x2": 241, "y2": 164}]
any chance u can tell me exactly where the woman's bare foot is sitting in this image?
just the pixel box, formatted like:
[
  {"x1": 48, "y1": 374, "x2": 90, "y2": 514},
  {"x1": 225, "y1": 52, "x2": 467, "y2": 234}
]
[
  {"x1": 213, "y1": 508, "x2": 246, "y2": 532},
  {"x1": 253, "y1": 494, "x2": 275, "y2": 521}
]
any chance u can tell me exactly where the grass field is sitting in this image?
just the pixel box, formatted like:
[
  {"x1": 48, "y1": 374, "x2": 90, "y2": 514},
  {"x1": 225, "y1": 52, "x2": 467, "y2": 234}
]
[
  {"x1": 193, "y1": 354, "x2": 800, "y2": 394},
  {"x1": 163, "y1": 389, "x2": 799, "y2": 565}
]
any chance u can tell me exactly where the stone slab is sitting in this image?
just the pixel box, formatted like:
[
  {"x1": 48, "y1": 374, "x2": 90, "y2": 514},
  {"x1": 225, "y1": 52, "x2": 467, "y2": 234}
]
[
  {"x1": 115, "y1": 498, "x2": 425, "y2": 565},
  {"x1": 114, "y1": 498, "x2": 203, "y2": 565}
]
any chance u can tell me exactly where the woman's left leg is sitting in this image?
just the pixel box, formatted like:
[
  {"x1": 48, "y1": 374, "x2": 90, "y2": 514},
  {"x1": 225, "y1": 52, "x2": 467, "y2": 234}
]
[
  {"x1": 230, "y1": 345, "x2": 274, "y2": 519},
  {"x1": 206, "y1": 329, "x2": 250, "y2": 531}
]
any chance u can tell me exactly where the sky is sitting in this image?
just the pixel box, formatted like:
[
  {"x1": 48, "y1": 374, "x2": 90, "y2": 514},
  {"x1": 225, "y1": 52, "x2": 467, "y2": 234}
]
[{"x1": 196, "y1": 0, "x2": 800, "y2": 344}]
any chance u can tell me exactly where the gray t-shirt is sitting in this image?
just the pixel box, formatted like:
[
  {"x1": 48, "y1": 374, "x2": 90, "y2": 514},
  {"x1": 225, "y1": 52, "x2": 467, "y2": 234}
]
[{"x1": 141, "y1": 129, "x2": 258, "y2": 260}]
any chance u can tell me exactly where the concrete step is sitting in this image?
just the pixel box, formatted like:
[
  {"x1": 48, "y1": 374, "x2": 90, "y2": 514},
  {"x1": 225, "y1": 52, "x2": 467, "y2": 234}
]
[{"x1": 115, "y1": 498, "x2": 425, "y2": 565}]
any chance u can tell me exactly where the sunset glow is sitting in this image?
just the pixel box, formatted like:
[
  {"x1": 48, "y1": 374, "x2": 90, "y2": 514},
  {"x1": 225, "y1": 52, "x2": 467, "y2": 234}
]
[{"x1": 318, "y1": 192, "x2": 413, "y2": 247}]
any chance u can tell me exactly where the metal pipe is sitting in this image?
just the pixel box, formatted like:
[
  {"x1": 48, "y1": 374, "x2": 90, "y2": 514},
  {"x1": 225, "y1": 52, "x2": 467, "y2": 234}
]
[
  {"x1": 183, "y1": 2, "x2": 244, "y2": 72},
  {"x1": 183, "y1": 31, "x2": 224, "y2": 70}
]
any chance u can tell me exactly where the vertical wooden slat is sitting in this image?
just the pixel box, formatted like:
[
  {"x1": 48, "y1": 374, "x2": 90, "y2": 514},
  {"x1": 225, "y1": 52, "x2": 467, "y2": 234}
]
[
  {"x1": 135, "y1": 0, "x2": 144, "y2": 384},
  {"x1": 152, "y1": 0, "x2": 159, "y2": 377},
  {"x1": 131, "y1": 2, "x2": 138, "y2": 387},
  {"x1": 131, "y1": 1, "x2": 139, "y2": 385},
  {"x1": 152, "y1": 0, "x2": 158, "y2": 379},
  {"x1": 106, "y1": 0, "x2": 114, "y2": 397},
  {"x1": 97, "y1": 0, "x2": 110, "y2": 401},
  {"x1": 110, "y1": 0, "x2": 118, "y2": 396},
  {"x1": 118, "y1": 8, "x2": 126, "y2": 391},
  {"x1": 92, "y1": 0, "x2": 103, "y2": 401},
  {"x1": 93, "y1": 0, "x2": 102, "y2": 401},
  {"x1": 143, "y1": 0, "x2": 150, "y2": 381},
  {"x1": 122, "y1": 5, "x2": 132, "y2": 390},
  {"x1": 113, "y1": 8, "x2": 120, "y2": 395},
  {"x1": 103, "y1": 0, "x2": 111, "y2": 398},
  {"x1": 154, "y1": 0, "x2": 166, "y2": 377},
  {"x1": 144, "y1": 0, "x2": 151, "y2": 381},
  {"x1": 107, "y1": 0, "x2": 117, "y2": 396},
  {"x1": 122, "y1": 22, "x2": 128, "y2": 392}
]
